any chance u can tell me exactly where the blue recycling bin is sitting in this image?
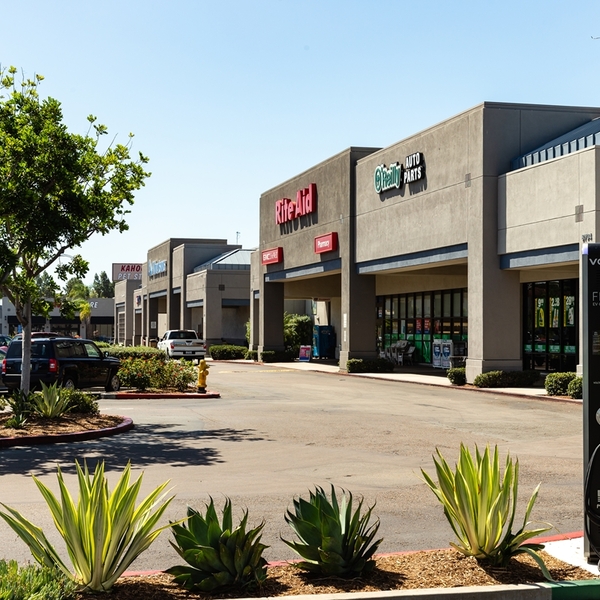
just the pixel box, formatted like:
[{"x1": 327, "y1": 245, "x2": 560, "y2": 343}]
[{"x1": 312, "y1": 325, "x2": 336, "y2": 359}]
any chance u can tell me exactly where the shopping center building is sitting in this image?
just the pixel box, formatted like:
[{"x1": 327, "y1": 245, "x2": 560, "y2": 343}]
[
  {"x1": 115, "y1": 238, "x2": 251, "y2": 347},
  {"x1": 251, "y1": 101, "x2": 600, "y2": 381}
]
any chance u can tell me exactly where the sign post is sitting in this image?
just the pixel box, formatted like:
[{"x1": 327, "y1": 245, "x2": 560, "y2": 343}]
[{"x1": 583, "y1": 243, "x2": 600, "y2": 559}]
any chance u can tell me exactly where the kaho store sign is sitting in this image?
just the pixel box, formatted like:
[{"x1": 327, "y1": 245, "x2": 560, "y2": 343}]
[
  {"x1": 275, "y1": 183, "x2": 317, "y2": 224},
  {"x1": 374, "y1": 152, "x2": 425, "y2": 194}
]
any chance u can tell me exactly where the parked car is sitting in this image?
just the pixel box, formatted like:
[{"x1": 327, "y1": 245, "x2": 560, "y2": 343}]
[
  {"x1": 1, "y1": 337, "x2": 121, "y2": 392},
  {"x1": 0, "y1": 335, "x2": 11, "y2": 347},
  {"x1": 11, "y1": 331, "x2": 63, "y2": 341},
  {"x1": 157, "y1": 330, "x2": 206, "y2": 362}
]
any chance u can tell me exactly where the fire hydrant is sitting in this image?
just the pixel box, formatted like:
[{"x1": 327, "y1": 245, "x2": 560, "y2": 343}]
[{"x1": 197, "y1": 359, "x2": 210, "y2": 392}]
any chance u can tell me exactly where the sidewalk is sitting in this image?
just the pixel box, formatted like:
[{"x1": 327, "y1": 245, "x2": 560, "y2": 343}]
[{"x1": 242, "y1": 359, "x2": 574, "y2": 403}]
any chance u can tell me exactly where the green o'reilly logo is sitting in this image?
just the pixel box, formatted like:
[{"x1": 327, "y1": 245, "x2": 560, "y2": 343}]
[{"x1": 374, "y1": 162, "x2": 402, "y2": 194}]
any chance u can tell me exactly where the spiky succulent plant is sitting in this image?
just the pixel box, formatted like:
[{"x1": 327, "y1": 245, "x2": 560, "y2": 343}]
[
  {"x1": 282, "y1": 485, "x2": 382, "y2": 577},
  {"x1": 167, "y1": 498, "x2": 268, "y2": 592}
]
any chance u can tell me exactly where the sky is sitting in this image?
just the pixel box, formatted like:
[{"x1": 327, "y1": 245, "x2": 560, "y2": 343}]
[{"x1": 3, "y1": 0, "x2": 600, "y2": 286}]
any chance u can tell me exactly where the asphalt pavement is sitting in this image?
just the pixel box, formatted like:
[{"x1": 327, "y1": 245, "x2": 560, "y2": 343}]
[{"x1": 0, "y1": 358, "x2": 595, "y2": 596}]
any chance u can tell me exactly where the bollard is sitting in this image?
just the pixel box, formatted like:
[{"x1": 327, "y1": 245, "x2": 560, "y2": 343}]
[{"x1": 197, "y1": 358, "x2": 210, "y2": 392}]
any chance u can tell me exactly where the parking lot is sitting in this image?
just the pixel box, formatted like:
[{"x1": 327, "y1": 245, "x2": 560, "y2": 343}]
[{"x1": 0, "y1": 361, "x2": 584, "y2": 571}]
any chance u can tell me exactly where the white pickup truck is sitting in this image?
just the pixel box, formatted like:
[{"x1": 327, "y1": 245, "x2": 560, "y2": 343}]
[{"x1": 157, "y1": 330, "x2": 207, "y2": 362}]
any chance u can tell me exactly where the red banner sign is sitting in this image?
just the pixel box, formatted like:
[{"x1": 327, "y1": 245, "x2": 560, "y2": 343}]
[
  {"x1": 261, "y1": 247, "x2": 283, "y2": 265},
  {"x1": 275, "y1": 183, "x2": 317, "y2": 225},
  {"x1": 314, "y1": 232, "x2": 338, "y2": 254}
]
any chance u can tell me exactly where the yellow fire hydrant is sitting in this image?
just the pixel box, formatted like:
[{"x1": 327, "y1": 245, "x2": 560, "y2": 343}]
[{"x1": 197, "y1": 359, "x2": 210, "y2": 392}]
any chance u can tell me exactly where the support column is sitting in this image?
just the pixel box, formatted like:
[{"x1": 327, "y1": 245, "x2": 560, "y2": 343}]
[
  {"x1": 339, "y1": 272, "x2": 376, "y2": 370},
  {"x1": 259, "y1": 281, "x2": 285, "y2": 353}
]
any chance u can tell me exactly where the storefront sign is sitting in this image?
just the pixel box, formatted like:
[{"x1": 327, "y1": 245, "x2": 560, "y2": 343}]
[
  {"x1": 261, "y1": 247, "x2": 283, "y2": 265},
  {"x1": 275, "y1": 183, "x2": 317, "y2": 225},
  {"x1": 314, "y1": 232, "x2": 338, "y2": 254},
  {"x1": 148, "y1": 260, "x2": 167, "y2": 277},
  {"x1": 374, "y1": 152, "x2": 425, "y2": 193},
  {"x1": 112, "y1": 263, "x2": 143, "y2": 281}
]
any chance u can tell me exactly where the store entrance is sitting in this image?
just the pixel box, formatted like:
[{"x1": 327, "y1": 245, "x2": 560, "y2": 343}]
[
  {"x1": 376, "y1": 288, "x2": 468, "y2": 366},
  {"x1": 523, "y1": 279, "x2": 578, "y2": 372}
]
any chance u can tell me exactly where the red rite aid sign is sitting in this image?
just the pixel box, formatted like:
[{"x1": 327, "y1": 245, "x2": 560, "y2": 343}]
[
  {"x1": 275, "y1": 183, "x2": 316, "y2": 224},
  {"x1": 112, "y1": 263, "x2": 142, "y2": 281},
  {"x1": 314, "y1": 232, "x2": 338, "y2": 254},
  {"x1": 261, "y1": 247, "x2": 283, "y2": 265}
]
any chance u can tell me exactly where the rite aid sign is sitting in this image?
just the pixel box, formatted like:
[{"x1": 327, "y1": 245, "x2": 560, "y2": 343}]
[
  {"x1": 275, "y1": 183, "x2": 316, "y2": 225},
  {"x1": 374, "y1": 152, "x2": 425, "y2": 194}
]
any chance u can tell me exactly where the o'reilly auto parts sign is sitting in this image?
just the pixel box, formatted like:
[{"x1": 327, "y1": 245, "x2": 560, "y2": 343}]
[{"x1": 374, "y1": 152, "x2": 425, "y2": 194}]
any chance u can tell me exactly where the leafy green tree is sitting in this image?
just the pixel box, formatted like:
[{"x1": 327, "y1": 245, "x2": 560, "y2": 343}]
[
  {"x1": 283, "y1": 313, "x2": 313, "y2": 353},
  {"x1": 0, "y1": 66, "x2": 150, "y2": 392},
  {"x1": 35, "y1": 272, "x2": 58, "y2": 299},
  {"x1": 92, "y1": 271, "x2": 114, "y2": 298}
]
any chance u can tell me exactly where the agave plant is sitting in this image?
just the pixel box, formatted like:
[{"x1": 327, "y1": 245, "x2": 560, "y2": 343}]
[
  {"x1": 0, "y1": 461, "x2": 174, "y2": 592},
  {"x1": 282, "y1": 485, "x2": 382, "y2": 577},
  {"x1": 421, "y1": 444, "x2": 553, "y2": 578},
  {"x1": 31, "y1": 381, "x2": 73, "y2": 418},
  {"x1": 166, "y1": 497, "x2": 268, "y2": 592}
]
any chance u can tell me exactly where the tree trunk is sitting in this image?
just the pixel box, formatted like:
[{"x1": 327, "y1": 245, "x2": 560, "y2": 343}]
[{"x1": 20, "y1": 301, "x2": 32, "y2": 394}]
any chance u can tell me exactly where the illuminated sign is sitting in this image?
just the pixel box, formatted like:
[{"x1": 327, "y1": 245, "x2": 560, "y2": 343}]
[
  {"x1": 112, "y1": 263, "x2": 143, "y2": 281},
  {"x1": 314, "y1": 232, "x2": 338, "y2": 254},
  {"x1": 261, "y1": 247, "x2": 283, "y2": 265},
  {"x1": 374, "y1": 152, "x2": 425, "y2": 193},
  {"x1": 275, "y1": 183, "x2": 317, "y2": 224}
]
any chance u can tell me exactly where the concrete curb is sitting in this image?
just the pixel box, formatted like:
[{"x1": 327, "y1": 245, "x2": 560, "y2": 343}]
[
  {"x1": 103, "y1": 390, "x2": 221, "y2": 399},
  {"x1": 0, "y1": 416, "x2": 134, "y2": 448}
]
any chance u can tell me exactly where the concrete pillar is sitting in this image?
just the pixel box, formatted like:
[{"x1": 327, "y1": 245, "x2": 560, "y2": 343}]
[
  {"x1": 339, "y1": 272, "x2": 376, "y2": 370},
  {"x1": 259, "y1": 282, "x2": 284, "y2": 352},
  {"x1": 466, "y1": 178, "x2": 521, "y2": 382}
]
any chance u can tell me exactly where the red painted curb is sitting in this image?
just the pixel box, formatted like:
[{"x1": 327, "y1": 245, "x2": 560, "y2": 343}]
[
  {"x1": 111, "y1": 391, "x2": 220, "y2": 399},
  {"x1": 0, "y1": 417, "x2": 134, "y2": 448}
]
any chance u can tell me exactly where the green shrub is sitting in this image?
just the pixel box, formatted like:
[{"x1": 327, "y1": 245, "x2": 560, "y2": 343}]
[
  {"x1": 245, "y1": 349, "x2": 258, "y2": 361},
  {"x1": 284, "y1": 313, "x2": 313, "y2": 353},
  {"x1": 167, "y1": 498, "x2": 268, "y2": 592},
  {"x1": 59, "y1": 390, "x2": 100, "y2": 415},
  {"x1": 545, "y1": 372, "x2": 577, "y2": 396},
  {"x1": 260, "y1": 349, "x2": 296, "y2": 362},
  {"x1": 282, "y1": 486, "x2": 382, "y2": 577},
  {"x1": 421, "y1": 444, "x2": 552, "y2": 577},
  {"x1": 0, "y1": 559, "x2": 77, "y2": 600},
  {"x1": 502, "y1": 370, "x2": 540, "y2": 387},
  {"x1": 568, "y1": 376, "x2": 583, "y2": 400},
  {"x1": 106, "y1": 346, "x2": 166, "y2": 361},
  {"x1": 161, "y1": 360, "x2": 197, "y2": 391},
  {"x1": 30, "y1": 382, "x2": 73, "y2": 418},
  {"x1": 473, "y1": 370, "x2": 506, "y2": 388},
  {"x1": 4, "y1": 390, "x2": 32, "y2": 428},
  {"x1": 0, "y1": 461, "x2": 174, "y2": 593},
  {"x1": 446, "y1": 367, "x2": 466, "y2": 386},
  {"x1": 346, "y1": 358, "x2": 395, "y2": 373},
  {"x1": 472, "y1": 370, "x2": 540, "y2": 388},
  {"x1": 95, "y1": 341, "x2": 110, "y2": 349},
  {"x1": 209, "y1": 344, "x2": 247, "y2": 360}
]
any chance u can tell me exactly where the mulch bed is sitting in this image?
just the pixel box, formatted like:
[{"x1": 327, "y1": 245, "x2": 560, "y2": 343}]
[{"x1": 77, "y1": 549, "x2": 598, "y2": 599}]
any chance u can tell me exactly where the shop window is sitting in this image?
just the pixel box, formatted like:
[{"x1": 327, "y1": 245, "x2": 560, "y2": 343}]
[
  {"x1": 443, "y1": 292, "x2": 451, "y2": 317},
  {"x1": 453, "y1": 291, "x2": 461, "y2": 317},
  {"x1": 434, "y1": 293, "x2": 442, "y2": 318},
  {"x1": 416, "y1": 294, "x2": 423, "y2": 318},
  {"x1": 424, "y1": 294, "x2": 431, "y2": 318},
  {"x1": 392, "y1": 297, "x2": 398, "y2": 320},
  {"x1": 400, "y1": 296, "x2": 406, "y2": 318},
  {"x1": 407, "y1": 296, "x2": 415, "y2": 319},
  {"x1": 462, "y1": 292, "x2": 468, "y2": 317}
]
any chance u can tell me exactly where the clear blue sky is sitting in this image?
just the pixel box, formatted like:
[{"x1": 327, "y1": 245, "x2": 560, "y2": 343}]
[{"x1": 3, "y1": 0, "x2": 600, "y2": 285}]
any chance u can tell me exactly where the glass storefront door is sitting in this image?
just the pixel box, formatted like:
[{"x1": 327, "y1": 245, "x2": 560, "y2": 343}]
[{"x1": 523, "y1": 279, "x2": 577, "y2": 372}]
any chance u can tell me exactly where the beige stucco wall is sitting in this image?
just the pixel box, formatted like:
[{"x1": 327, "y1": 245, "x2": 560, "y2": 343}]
[{"x1": 499, "y1": 146, "x2": 599, "y2": 255}]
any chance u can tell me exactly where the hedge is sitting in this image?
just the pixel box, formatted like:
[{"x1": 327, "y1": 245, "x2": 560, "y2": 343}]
[
  {"x1": 545, "y1": 372, "x2": 577, "y2": 396},
  {"x1": 446, "y1": 367, "x2": 466, "y2": 386},
  {"x1": 209, "y1": 345, "x2": 247, "y2": 360},
  {"x1": 106, "y1": 346, "x2": 166, "y2": 361},
  {"x1": 473, "y1": 370, "x2": 540, "y2": 388},
  {"x1": 567, "y1": 376, "x2": 582, "y2": 399},
  {"x1": 260, "y1": 349, "x2": 296, "y2": 363},
  {"x1": 346, "y1": 358, "x2": 395, "y2": 373}
]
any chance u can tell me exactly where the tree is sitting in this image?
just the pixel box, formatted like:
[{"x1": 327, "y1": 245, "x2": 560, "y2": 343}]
[
  {"x1": 35, "y1": 272, "x2": 58, "y2": 298},
  {"x1": 0, "y1": 66, "x2": 150, "y2": 392},
  {"x1": 92, "y1": 271, "x2": 114, "y2": 298}
]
